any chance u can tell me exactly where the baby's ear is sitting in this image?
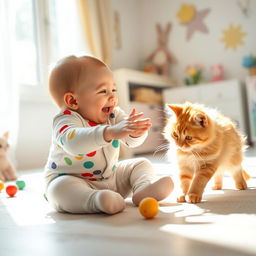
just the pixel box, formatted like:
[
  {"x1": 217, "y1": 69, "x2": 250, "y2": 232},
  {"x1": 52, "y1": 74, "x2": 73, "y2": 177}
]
[
  {"x1": 3, "y1": 131, "x2": 9, "y2": 139},
  {"x1": 194, "y1": 113, "x2": 208, "y2": 127},
  {"x1": 64, "y1": 93, "x2": 78, "y2": 110},
  {"x1": 167, "y1": 104, "x2": 183, "y2": 117}
]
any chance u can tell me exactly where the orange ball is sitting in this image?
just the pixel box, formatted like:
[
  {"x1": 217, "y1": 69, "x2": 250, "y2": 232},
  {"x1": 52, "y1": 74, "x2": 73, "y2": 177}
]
[
  {"x1": 6, "y1": 185, "x2": 18, "y2": 197},
  {"x1": 139, "y1": 197, "x2": 159, "y2": 219},
  {"x1": 0, "y1": 180, "x2": 4, "y2": 192}
]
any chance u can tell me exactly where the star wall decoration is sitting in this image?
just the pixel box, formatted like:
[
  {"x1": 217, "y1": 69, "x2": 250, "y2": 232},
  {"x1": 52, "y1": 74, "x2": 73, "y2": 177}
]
[
  {"x1": 220, "y1": 24, "x2": 246, "y2": 51},
  {"x1": 177, "y1": 4, "x2": 211, "y2": 41}
]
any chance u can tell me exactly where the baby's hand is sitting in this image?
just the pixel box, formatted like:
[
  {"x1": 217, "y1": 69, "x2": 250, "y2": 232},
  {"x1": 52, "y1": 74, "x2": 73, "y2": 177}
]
[
  {"x1": 128, "y1": 108, "x2": 152, "y2": 138},
  {"x1": 103, "y1": 108, "x2": 151, "y2": 141}
]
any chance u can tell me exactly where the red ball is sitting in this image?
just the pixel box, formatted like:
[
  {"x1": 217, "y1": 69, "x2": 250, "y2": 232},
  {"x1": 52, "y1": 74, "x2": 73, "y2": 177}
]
[{"x1": 6, "y1": 185, "x2": 18, "y2": 197}]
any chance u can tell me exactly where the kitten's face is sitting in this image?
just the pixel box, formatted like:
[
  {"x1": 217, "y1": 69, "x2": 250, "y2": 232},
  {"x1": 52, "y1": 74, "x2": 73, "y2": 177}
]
[{"x1": 164, "y1": 103, "x2": 213, "y2": 152}]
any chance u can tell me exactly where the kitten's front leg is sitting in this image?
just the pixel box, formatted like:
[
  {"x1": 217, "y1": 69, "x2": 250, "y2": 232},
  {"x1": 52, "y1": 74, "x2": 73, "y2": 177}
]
[
  {"x1": 177, "y1": 166, "x2": 194, "y2": 202},
  {"x1": 188, "y1": 164, "x2": 216, "y2": 203}
]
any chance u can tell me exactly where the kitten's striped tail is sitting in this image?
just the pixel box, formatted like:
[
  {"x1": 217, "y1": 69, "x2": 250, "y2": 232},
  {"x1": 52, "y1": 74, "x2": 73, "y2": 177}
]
[{"x1": 242, "y1": 170, "x2": 251, "y2": 180}]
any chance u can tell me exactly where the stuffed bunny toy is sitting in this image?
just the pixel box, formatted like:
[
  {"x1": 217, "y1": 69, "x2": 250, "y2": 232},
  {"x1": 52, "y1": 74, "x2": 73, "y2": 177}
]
[
  {"x1": 147, "y1": 23, "x2": 176, "y2": 77},
  {"x1": 0, "y1": 131, "x2": 17, "y2": 181}
]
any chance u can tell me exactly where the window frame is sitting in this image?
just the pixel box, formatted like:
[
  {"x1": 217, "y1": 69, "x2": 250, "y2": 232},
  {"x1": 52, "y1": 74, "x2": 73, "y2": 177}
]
[{"x1": 20, "y1": 0, "x2": 52, "y2": 102}]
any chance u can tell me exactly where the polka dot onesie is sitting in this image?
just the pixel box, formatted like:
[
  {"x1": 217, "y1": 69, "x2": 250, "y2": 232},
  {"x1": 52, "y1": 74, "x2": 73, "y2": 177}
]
[{"x1": 44, "y1": 107, "x2": 156, "y2": 213}]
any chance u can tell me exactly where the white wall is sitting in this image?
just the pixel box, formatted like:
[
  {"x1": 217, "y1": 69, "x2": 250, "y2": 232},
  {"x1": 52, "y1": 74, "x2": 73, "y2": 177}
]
[
  {"x1": 114, "y1": 0, "x2": 256, "y2": 83},
  {"x1": 111, "y1": 0, "x2": 141, "y2": 70},
  {"x1": 16, "y1": 99, "x2": 58, "y2": 170}
]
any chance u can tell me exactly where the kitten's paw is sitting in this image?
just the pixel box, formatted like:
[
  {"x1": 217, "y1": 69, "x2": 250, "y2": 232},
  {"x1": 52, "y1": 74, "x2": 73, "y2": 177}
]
[
  {"x1": 236, "y1": 181, "x2": 247, "y2": 190},
  {"x1": 187, "y1": 193, "x2": 202, "y2": 204},
  {"x1": 177, "y1": 195, "x2": 186, "y2": 202},
  {"x1": 212, "y1": 184, "x2": 222, "y2": 190}
]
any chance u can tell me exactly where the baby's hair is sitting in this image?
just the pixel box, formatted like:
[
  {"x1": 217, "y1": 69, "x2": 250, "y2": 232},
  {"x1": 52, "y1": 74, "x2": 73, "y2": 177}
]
[{"x1": 49, "y1": 55, "x2": 107, "y2": 108}]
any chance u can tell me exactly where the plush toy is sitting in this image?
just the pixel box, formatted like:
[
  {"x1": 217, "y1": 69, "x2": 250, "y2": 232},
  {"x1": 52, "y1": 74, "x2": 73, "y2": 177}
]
[
  {"x1": 211, "y1": 64, "x2": 224, "y2": 82},
  {"x1": 146, "y1": 23, "x2": 176, "y2": 77},
  {"x1": 0, "y1": 131, "x2": 17, "y2": 181}
]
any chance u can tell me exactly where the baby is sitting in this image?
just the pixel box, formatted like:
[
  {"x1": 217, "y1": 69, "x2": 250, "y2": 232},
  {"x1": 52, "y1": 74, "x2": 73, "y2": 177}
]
[{"x1": 45, "y1": 55, "x2": 173, "y2": 214}]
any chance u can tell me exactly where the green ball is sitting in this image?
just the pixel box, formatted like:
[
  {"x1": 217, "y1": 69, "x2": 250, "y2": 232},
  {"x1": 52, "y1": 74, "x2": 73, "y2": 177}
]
[{"x1": 16, "y1": 180, "x2": 26, "y2": 190}]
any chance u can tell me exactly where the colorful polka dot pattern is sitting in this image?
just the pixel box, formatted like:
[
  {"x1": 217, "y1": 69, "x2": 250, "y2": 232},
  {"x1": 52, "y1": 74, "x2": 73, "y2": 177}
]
[
  {"x1": 112, "y1": 140, "x2": 119, "y2": 148},
  {"x1": 51, "y1": 162, "x2": 57, "y2": 169},
  {"x1": 86, "y1": 151, "x2": 96, "y2": 157},
  {"x1": 59, "y1": 125, "x2": 69, "y2": 134},
  {"x1": 88, "y1": 121, "x2": 98, "y2": 126},
  {"x1": 68, "y1": 129, "x2": 76, "y2": 139},
  {"x1": 52, "y1": 113, "x2": 120, "y2": 180},
  {"x1": 83, "y1": 161, "x2": 94, "y2": 169},
  {"x1": 81, "y1": 173, "x2": 93, "y2": 177},
  {"x1": 64, "y1": 110, "x2": 71, "y2": 115},
  {"x1": 64, "y1": 157, "x2": 72, "y2": 165},
  {"x1": 93, "y1": 170, "x2": 102, "y2": 175}
]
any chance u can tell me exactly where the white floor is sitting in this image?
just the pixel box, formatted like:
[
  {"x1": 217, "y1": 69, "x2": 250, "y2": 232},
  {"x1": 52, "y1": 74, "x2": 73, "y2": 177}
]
[{"x1": 0, "y1": 149, "x2": 256, "y2": 256}]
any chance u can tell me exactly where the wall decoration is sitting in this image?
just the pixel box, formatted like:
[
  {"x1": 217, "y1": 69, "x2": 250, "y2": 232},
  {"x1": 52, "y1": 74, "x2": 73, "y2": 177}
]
[
  {"x1": 237, "y1": 0, "x2": 250, "y2": 17},
  {"x1": 176, "y1": 4, "x2": 195, "y2": 24},
  {"x1": 146, "y1": 23, "x2": 176, "y2": 77},
  {"x1": 220, "y1": 24, "x2": 246, "y2": 51},
  {"x1": 177, "y1": 4, "x2": 211, "y2": 41},
  {"x1": 113, "y1": 11, "x2": 122, "y2": 50}
]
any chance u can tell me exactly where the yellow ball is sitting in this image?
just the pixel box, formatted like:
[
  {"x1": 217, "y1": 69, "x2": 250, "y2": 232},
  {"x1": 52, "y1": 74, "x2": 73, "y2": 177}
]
[
  {"x1": 139, "y1": 197, "x2": 159, "y2": 219},
  {"x1": 0, "y1": 180, "x2": 4, "y2": 192}
]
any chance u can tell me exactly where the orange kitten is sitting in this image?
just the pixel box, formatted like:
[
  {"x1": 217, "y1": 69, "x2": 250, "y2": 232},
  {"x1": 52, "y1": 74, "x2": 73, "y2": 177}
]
[{"x1": 163, "y1": 102, "x2": 249, "y2": 203}]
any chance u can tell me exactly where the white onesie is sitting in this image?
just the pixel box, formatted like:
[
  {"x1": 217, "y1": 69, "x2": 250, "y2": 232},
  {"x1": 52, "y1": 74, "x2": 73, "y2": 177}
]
[{"x1": 44, "y1": 107, "x2": 156, "y2": 213}]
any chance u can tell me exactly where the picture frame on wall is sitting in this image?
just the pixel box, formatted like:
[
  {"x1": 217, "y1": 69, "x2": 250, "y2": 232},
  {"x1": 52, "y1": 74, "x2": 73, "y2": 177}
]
[{"x1": 246, "y1": 76, "x2": 256, "y2": 144}]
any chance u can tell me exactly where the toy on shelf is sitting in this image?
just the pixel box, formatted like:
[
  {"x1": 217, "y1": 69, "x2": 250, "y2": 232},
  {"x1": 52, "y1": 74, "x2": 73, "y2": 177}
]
[
  {"x1": 242, "y1": 54, "x2": 256, "y2": 76},
  {"x1": 211, "y1": 64, "x2": 224, "y2": 82},
  {"x1": 6, "y1": 185, "x2": 18, "y2": 197},
  {"x1": 184, "y1": 64, "x2": 204, "y2": 85},
  {"x1": 146, "y1": 23, "x2": 176, "y2": 77},
  {"x1": 139, "y1": 197, "x2": 159, "y2": 219},
  {"x1": 0, "y1": 131, "x2": 17, "y2": 182}
]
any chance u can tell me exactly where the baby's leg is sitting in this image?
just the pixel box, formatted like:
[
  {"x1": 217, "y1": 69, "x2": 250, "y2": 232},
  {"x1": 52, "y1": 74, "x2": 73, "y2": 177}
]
[
  {"x1": 47, "y1": 175, "x2": 125, "y2": 214},
  {"x1": 115, "y1": 158, "x2": 173, "y2": 206}
]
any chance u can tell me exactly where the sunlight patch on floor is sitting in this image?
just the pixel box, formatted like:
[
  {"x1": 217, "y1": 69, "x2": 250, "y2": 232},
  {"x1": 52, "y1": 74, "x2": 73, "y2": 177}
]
[
  {"x1": 160, "y1": 214, "x2": 256, "y2": 255},
  {"x1": 0, "y1": 196, "x2": 55, "y2": 226},
  {"x1": 0, "y1": 171, "x2": 55, "y2": 226}
]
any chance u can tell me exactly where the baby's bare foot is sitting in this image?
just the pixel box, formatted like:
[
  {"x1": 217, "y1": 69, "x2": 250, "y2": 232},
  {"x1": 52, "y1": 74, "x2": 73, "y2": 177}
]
[{"x1": 132, "y1": 176, "x2": 174, "y2": 206}]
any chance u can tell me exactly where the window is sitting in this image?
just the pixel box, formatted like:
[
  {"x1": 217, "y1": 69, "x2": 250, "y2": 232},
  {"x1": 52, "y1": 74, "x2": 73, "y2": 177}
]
[
  {"x1": 15, "y1": 0, "x2": 38, "y2": 86},
  {"x1": 11, "y1": 0, "x2": 88, "y2": 99}
]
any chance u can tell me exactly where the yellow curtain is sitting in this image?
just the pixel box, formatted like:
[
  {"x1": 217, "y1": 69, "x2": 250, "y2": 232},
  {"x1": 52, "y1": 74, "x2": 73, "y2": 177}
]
[{"x1": 77, "y1": 0, "x2": 113, "y2": 66}]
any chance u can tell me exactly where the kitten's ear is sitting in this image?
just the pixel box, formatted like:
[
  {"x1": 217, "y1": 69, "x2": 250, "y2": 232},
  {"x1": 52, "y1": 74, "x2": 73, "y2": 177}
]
[
  {"x1": 194, "y1": 113, "x2": 208, "y2": 127},
  {"x1": 167, "y1": 104, "x2": 183, "y2": 117},
  {"x1": 3, "y1": 131, "x2": 9, "y2": 139}
]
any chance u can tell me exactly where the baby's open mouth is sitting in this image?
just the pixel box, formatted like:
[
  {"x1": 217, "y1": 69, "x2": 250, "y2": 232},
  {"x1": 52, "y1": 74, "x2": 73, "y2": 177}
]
[{"x1": 102, "y1": 107, "x2": 111, "y2": 114}]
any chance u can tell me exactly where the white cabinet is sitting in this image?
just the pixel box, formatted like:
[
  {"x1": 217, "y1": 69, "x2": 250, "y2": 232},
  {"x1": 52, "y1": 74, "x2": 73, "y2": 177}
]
[
  {"x1": 163, "y1": 80, "x2": 249, "y2": 137},
  {"x1": 246, "y1": 76, "x2": 256, "y2": 143},
  {"x1": 114, "y1": 69, "x2": 175, "y2": 158}
]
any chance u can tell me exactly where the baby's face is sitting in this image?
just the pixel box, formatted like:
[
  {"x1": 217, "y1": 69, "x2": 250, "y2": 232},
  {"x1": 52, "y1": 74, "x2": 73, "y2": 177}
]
[{"x1": 75, "y1": 65, "x2": 118, "y2": 124}]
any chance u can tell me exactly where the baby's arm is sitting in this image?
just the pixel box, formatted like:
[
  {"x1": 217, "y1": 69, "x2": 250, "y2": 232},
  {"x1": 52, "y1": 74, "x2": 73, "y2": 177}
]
[
  {"x1": 104, "y1": 108, "x2": 152, "y2": 147},
  {"x1": 54, "y1": 112, "x2": 109, "y2": 156}
]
